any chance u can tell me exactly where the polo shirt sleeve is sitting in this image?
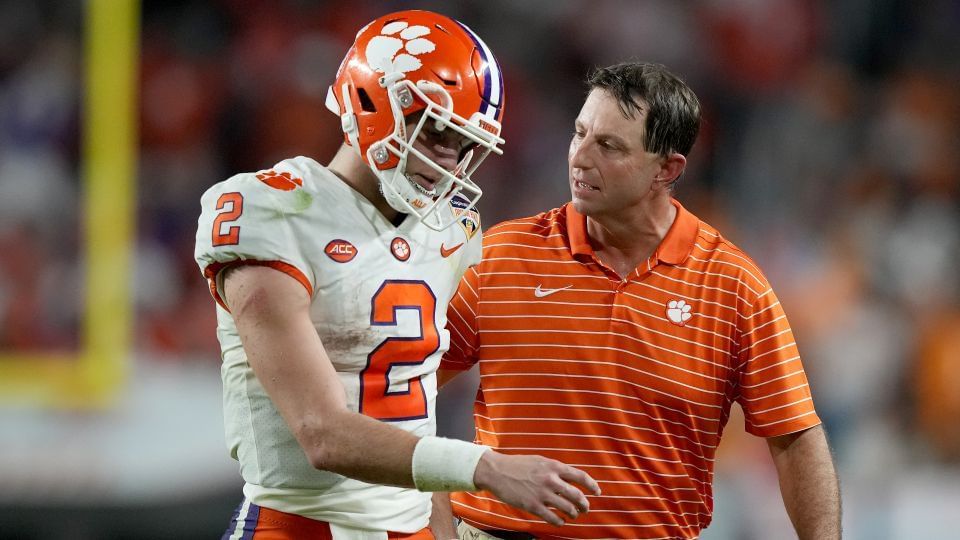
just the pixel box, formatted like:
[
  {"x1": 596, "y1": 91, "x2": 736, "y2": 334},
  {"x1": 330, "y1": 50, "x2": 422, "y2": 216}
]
[
  {"x1": 442, "y1": 265, "x2": 481, "y2": 371},
  {"x1": 736, "y1": 287, "x2": 821, "y2": 437}
]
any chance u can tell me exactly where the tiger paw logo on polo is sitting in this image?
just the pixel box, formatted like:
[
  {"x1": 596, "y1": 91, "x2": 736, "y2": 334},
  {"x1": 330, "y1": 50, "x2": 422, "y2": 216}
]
[
  {"x1": 365, "y1": 21, "x2": 436, "y2": 75},
  {"x1": 666, "y1": 299, "x2": 693, "y2": 326}
]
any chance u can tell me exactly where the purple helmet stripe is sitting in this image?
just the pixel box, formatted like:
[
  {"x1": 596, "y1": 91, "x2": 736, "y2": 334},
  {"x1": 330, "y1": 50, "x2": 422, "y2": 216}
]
[{"x1": 455, "y1": 20, "x2": 503, "y2": 123}]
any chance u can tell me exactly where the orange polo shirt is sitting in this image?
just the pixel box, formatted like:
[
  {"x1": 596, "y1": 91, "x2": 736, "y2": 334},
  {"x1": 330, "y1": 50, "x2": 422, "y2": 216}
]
[{"x1": 442, "y1": 200, "x2": 820, "y2": 539}]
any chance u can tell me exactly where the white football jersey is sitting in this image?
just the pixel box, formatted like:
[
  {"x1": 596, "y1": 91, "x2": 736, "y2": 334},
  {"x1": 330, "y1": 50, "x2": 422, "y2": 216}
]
[{"x1": 194, "y1": 156, "x2": 481, "y2": 533}]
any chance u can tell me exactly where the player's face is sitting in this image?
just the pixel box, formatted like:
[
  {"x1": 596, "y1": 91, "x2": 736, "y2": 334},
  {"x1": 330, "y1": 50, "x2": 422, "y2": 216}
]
[
  {"x1": 403, "y1": 113, "x2": 474, "y2": 195},
  {"x1": 568, "y1": 89, "x2": 665, "y2": 219}
]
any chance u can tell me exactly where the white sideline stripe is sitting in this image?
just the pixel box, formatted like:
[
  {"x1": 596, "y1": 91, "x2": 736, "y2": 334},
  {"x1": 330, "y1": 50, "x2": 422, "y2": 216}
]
[
  {"x1": 454, "y1": 501, "x2": 703, "y2": 530},
  {"x1": 487, "y1": 402, "x2": 717, "y2": 436},
  {"x1": 228, "y1": 499, "x2": 252, "y2": 540},
  {"x1": 474, "y1": 413, "x2": 710, "y2": 453},
  {"x1": 485, "y1": 230, "x2": 565, "y2": 241},
  {"x1": 478, "y1": 302, "x2": 738, "y2": 343},
  {"x1": 482, "y1": 327, "x2": 734, "y2": 365},
  {"x1": 480, "y1": 343, "x2": 729, "y2": 382},
  {"x1": 459, "y1": 492, "x2": 709, "y2": 516},
  {"x1": 649, "y1": 271, "x2": 754, "y2": 305},
  {"x1": 474, "y1": 426, "x2": 713, "y2": 463},
  {"x1": 753, "y1": 396, "x2": 813, "y2": 415},
  {"x1": 738, "y1": 369, "x2": 805, "y2": 389},
  {"x1": 666, "y1": 264, "x2": 762, "y2": 296},
  {"x1": 751, "y1": 409, "x2": 818, "y2": 429},
  {"x1": 497, "y1": 445, "x2": 712, "y2": 475},
  {"x1": 739, "y1": 327, "x2": 793, "y2": 354},
  {"x1": 479, "y1": 270, "x2": 607, "y2": 280},
  {"x1": 480, "y1": 364, "x2": 726, "y2": 402},
  {"x1": 743, "y1": 314, "x2": 787, "y2": 336},
  {"x1": 481, "y1": 386, "x2": 723, "y2": 425},
  {"x1": 691, "y1": 242, "x2": 764, "y2": 283},
  {"x1": 739, "y1": 383, "x2": 809, "y2": 403}
]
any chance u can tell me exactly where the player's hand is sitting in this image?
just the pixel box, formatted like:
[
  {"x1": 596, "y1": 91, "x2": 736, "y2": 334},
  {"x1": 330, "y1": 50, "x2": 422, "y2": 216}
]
[{"x1": 472, "y1": 450, "x2": 601, "y2": 527}]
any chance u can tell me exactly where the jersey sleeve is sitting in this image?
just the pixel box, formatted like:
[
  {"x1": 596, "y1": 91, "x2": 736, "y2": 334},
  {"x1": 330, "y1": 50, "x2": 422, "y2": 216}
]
[
  {"x1": 736, "y1": 287, "x2": 821, "y2": 437},
  {"x1": 442, "y1": 264, "x2": 481, "y2": 371},
  {"x1": 194, "y1": 173, "x2": 315, "y2": 311}
]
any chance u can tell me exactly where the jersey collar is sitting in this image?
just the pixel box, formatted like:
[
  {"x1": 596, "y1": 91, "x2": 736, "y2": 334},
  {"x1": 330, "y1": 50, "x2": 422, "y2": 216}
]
[{"x1": 565, "y1": 198, "x2": 699, "y2": 265}]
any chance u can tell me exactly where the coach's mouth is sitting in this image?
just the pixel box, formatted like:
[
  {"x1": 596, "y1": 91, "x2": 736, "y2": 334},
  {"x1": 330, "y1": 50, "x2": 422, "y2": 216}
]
[{"x1": 574, "y1": 180, "x2": 599, "y2": 191}]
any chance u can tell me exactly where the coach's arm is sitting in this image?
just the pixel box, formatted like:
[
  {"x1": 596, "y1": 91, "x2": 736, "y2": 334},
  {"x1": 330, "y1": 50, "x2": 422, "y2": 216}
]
[{"x1": 767, "y1": 424, "x2": 842, "y2": 539}]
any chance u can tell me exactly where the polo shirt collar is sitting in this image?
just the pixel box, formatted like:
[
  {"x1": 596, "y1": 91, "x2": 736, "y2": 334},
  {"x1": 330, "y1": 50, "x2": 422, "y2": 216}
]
[
  {"x1": 658, "y1": 198, "x2": 700, "y2": 264},
  {"x1": 565, "y1": 198, "x2": 699, "y2": 265}
]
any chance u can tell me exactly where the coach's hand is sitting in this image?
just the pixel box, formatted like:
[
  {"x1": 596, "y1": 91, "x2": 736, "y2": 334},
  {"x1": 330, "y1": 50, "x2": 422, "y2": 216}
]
[{"x1": 473, "y1": 451, "x2": 601, "y2": 526}]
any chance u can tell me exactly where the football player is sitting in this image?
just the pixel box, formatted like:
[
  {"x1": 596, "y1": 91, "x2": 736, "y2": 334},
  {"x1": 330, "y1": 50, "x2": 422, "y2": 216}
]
[{"x1": 195, "y1": 10, "x2": 598, "y2": 540}]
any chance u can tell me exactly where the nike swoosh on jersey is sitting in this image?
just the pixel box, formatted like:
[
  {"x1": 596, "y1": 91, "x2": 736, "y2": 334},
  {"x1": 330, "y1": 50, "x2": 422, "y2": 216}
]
[
  {"x1": 440, "y1": 242, "x2": 464, "y2": 258},
  {"x1": 534, "y1": 284, "x2": 573, "y2": 298}
]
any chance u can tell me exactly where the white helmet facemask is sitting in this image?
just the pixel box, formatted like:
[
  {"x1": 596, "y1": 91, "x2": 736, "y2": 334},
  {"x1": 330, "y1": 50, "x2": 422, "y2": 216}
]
[{"x1": 366, "y1": 74, "x2": 504, "y2": 231}]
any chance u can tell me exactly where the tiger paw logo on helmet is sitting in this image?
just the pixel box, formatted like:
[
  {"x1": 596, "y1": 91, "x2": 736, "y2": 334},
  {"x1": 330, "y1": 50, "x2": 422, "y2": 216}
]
[{"x1": 365, "y1": 21, "x2": 436, "y2": 75}]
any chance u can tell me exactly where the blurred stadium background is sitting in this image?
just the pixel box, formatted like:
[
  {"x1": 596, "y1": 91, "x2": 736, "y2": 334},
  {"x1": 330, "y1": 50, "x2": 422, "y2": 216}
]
[{"x1": 1, "y1": 0, "x2": 958, "y2": 538}]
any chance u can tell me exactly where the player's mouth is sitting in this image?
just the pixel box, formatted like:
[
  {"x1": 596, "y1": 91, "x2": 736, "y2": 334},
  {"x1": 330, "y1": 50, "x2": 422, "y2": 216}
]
[{"x1": 408, "y1": 173, "x2": 440, "y2": 196}]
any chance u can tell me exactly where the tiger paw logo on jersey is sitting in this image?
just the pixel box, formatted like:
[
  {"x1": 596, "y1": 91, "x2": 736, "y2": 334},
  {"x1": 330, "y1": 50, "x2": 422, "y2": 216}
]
[
  {"x1": 391, "y1": 237, "x2": 411, "y2": 261},
  {"x1": 666, "y1": 299, "x2": 693, "y2": 326},
  {"x1": 256, "y1": 170, "x2": 303, "y2": 191},
  {"x1": 366, "y1": 21, "x2": 436, "y2": 76},
  {"x1": 325, "y1": 239, "x2": 357, "y2": 263}
]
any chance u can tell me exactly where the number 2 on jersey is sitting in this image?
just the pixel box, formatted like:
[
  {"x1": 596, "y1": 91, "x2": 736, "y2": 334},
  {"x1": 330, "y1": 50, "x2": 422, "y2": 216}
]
[
  {"x1": 212, "y1": 192, "x2": 243, "y2": 246},
  {"x1": 361, "y1": 281, "x2": 438, "y2": 421}
]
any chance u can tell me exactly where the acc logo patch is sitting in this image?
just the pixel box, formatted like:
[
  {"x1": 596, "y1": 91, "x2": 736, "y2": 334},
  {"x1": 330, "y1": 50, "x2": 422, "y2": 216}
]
[
  {"x1": 325, "y1": 239, "x2": 357, "y2": 263},
  {"x1": 451, "y1": 195, "x2": 481, "y2": 241},
  {"x1": 256, "y1": 170, "x2": 303, "y2": 191}
]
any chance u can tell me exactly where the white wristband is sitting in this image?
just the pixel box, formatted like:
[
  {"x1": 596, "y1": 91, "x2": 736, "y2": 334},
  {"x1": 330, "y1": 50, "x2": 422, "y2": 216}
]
[{"x1": 412, "y1": 436, "x2": 489, "y2": 492}]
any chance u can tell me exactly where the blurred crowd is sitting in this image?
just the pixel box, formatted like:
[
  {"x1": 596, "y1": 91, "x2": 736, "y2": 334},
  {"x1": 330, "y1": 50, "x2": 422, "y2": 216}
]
[{"x1": 1, "y1": 0, "x2": 959, "y2": 535}]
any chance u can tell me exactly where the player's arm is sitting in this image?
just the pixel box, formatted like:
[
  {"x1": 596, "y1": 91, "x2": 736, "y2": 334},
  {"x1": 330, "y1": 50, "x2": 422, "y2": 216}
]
[
  {"x1": 766, "y1": 425, "x2": 842, "y2": 540},
  {"x1": 224, "y1": 264, "x2": 600, "y2": 525},
  {"x1": 225, "y1": 264, "x2": 417, "y2": 485}
]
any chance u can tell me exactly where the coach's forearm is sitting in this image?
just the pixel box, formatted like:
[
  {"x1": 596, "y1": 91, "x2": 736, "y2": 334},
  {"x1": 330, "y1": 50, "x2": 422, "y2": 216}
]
[
  {"x1": 767, "y1": 425, "x2": 842, "y2": 539},
  {"x1": 430, "y1": 492, "x2": 457, "y2": 539}
]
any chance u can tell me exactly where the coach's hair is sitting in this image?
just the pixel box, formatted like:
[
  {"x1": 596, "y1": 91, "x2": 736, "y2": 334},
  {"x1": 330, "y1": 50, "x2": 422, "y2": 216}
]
[{"x1": 587, "y1": 62, "x2": 701, "y2": 157}]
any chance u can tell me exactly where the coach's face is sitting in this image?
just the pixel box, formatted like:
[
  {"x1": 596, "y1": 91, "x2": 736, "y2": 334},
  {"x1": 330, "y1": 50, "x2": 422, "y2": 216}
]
[{"x1": 568, "y1": 89, "x2": 670, "y2": 219}]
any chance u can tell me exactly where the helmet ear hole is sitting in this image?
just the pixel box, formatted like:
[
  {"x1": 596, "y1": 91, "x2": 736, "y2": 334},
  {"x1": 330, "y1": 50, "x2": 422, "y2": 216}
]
[
  {"x1": 431, "y1": 70, "x2": 457, "y2": 86},
  {"x1": 357, "y1": 88, "x2": 377, "y2": 112}
]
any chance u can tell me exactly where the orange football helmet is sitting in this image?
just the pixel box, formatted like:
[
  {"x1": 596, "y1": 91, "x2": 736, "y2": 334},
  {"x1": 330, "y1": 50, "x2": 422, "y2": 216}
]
[{"x1": 325, "y1": 10, "x2": 504, "y2": 230}]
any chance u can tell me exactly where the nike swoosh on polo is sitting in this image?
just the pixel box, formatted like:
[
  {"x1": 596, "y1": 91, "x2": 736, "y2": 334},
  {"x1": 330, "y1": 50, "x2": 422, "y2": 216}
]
[
  {"x1": 534, "y1": 284, "x2": 573, "y2": 298},
  {"x1": 440, "y1": 242, "x2": 464, "y2": 258}
]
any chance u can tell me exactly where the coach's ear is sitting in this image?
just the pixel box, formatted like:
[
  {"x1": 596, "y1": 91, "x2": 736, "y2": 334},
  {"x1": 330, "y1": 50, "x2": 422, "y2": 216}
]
[{"x1": 654, "y1": 152, "x2": 687, "y2": 189}]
